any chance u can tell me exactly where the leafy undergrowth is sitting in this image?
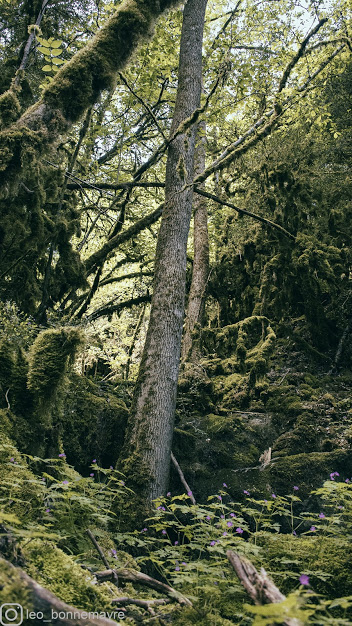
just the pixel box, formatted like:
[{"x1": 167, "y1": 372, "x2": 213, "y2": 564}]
[{"x1": 0, "y1": 439, "x2": 352, "y2": 624}]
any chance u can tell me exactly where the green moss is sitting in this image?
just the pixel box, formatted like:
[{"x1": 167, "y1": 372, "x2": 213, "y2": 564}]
[
  {"x1": 0, "y1": 559, "x2": 31, "y2": 611},
  {"x1": 0, "y1": 89, "x2": 21, "y2": 128},
  {"x1": 27, "y1": 327, "x2": 82, "y2": 405},
  {"x1": 262, "y1": 535, "x2": 352, "y2": 598},
  {"x1": 61, "y1": 374, "x2": 128, "y2": 472},
  {"x1": 267, "y1": 450, "x2": 352, "y2": 496},
  {"x1": 21, "y1": 540, "x2": 113, "y2": 610},
  {"x1": 43, "y1": 0, "x2": 162, "y2": 123}
]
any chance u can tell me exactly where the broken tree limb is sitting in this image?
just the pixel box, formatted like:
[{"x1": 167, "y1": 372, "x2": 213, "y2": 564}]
[
  {"x1": 171, "y1": 452, "x2": 196, "y2": 504},
  {"x1": 227, "y1": 551, "x2": 303, "y2": 626},
  {"x1": 95, "y1": 568, "x2": 192, "y2": 607},
  {"x1": 0, "y1": 557, "x2": 120, "y2": 626}
]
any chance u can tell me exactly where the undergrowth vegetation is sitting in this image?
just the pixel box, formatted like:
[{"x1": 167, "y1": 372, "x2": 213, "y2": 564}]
[{"x1": 1, "y1": 436, "x2": 351, "y2": 624}]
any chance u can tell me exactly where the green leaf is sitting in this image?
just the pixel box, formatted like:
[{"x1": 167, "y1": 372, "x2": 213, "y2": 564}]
[
  {"x1": 50, "y1": 49, "x2": 62, "y2": 57},
  {"x1": 52, "y1": 58, "x2": 65, "y2": 65},
  {"x1": 42, "y1": 65, "x2": 53, "y2": 72},
  {"x1": 50, "y1": 40, "x2": 63, "y2": 48},
  {"x1": 37, "y1": 46, "x2": 50, "y2": 54}
]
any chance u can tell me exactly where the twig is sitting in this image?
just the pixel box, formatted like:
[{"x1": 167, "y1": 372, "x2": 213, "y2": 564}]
[
  {"x1": 118, "y1": 72, "x2": 167, "y2": 141},
  {"x1": 96, "y1": 568, "x2": 192, "y2": 607},
  {"x1": 227, "y1": 551, "x2": 303, "y2": 626},
  {"x1": 86, "y1": 529, "x2": 119, "y2": 586},
  {"x1": 112, "y1": 597, "x2": 171, "y2": 608},
  {"x1": 171, "y1": 452, "x2": 196, "y2": 504},
  {"x1": 5, "y1": 389, "x2": 10, "y2": 410},
  {"x1": 193, "y1": 187, "x2": 295, "y2": 240}
]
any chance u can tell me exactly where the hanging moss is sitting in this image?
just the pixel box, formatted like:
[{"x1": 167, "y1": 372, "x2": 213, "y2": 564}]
[
  {"x1": 0, "y1": 89, "x2": 21, "y2": 128},
  {"x1": 27, "y1": 327, "x2": 82, "y2": 405}
]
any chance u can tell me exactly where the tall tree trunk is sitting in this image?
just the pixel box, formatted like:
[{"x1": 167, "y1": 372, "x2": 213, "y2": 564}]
[
  {"x1": 120, "y1": 0, "x2": 208, "y2": 503},
  {"x1": 181, "y1": 120, "x2": 209, "y2": 363}
]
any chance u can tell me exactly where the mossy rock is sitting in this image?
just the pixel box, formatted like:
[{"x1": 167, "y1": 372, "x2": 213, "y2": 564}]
[
  {"x1": 21, "y1": 540, "x2": 113, "y2": 610},
  {"x1": 262, "y1": 534, "x2": 352, "y2": 597},
  {"x1": 0, "y1": 559, "x2": 31, "y2": 613},
  {"x1": 267, "y1": 450, "x2": 352, "y2": 497},
  {"x1": 61, "y1": 374, "x2": 128, "y2": 473}
]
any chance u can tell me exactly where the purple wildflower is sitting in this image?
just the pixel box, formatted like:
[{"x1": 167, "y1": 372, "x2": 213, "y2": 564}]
[
  {"x1": 45, "y1": 508, "x2": 50, "y2": 513},
  {"x1": 272, "y1": 493, "x2": 276, "y2": 499},
  {"x1": 62, "y1": 480, "x2": 69, "y2": 485},
  {"x1": 223, "y1": 532, "x2": 228, "y2": 536},
  {"x1": 330, "y1": 471, "x2": 340, "y2": 480},
  {"x1": 58, "y1": 453, "x2": 66, "y2": 458},
  {"x1": 187, "y1": 491, "x2": 193, "y2": 497},
  {"x1": 310, "y1": 526, "x2": 317, "y2": 532},
  {"x1": 293, "y1": 530, "x2": 297, "y2": 536},
  {"x1": 318, "y1": 512, "x2": 325, "y2": 519},
  {"x1": 141, "y1": 528, "x2": 147, "y2": 533},
  {"x1": 223, "y1": 483, "x2": 228, "y2": 488},
  {"x1": 167, "y1": 492, "x2": 171, "y2": 497},
  {"x1": 293, "y1": 485, "x2": 299, "y2": 491},
  {"x1": 210, "y1": 541, "x2": 216, "y2": 546},
  {"x1": 299, "y1": 574, "x2": 310, "y2": 586},
  {"x1": 243, "y1": 490, "x2": 250, "y2": 496},
  {"x1": 10, "y1": 458, "x2": 14, "y2": 463},
  {"x1": 175, "y1": 566, "x2": 180, "y2": 571},
  {"x1": 236, "y1": 527, "x2": 244, "y2": 534},
  {"x1": 174, "y1": 541, "x2": 178, "y2": 545},
  {"x1": 92, "y1": 459, "x2": 97, "y2": 463},
  {"x1": 206, "y1": 516, "x2": 211, "y2": 520},
  {"x1": 161, "y1": 529, "x2": 167, "y2": 535},
  {"x1": 90, "y1": 473, "x2": 94, "y2": 477},
  {"x1": 181, "y1": 562, "x2": 186, "y2": 566},
  {"x1": 230, "y1": 513, "x2": 235, "y2": 517},
  {"x1": 227, "y1": 521, "x2": 233, "y2": 527},
  {"x1": 110, "y1": 466, "x2": 114, "y2": 470}
]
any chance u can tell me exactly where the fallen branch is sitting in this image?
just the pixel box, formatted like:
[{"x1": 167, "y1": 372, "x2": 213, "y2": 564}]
[
  {"x1": 112, "y1": 597, "x2": 171, "y2": 608},
  {"x1": 0, "y1": 557, "x2": 121, "y2": 626},
  {"x1": 86, "y1": 529, "x2": 118, "y2": 586},
  {"x1": 227, "y1": 551, "x2": 303, "y2": 626},
  {"x1": 95, "y1": 568, "x2": 192, "y2": 607},
  {"x1": 171, "y1": 452, "x2": 196, "y2": 504}
]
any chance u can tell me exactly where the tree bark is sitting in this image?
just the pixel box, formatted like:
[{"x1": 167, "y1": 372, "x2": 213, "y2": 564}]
[
  {"x1": 181, "y1": 121, "x2": 209, "y2": 362},
  {"x1": 119, "y1": 0, "x2": 208, "y2": 502}
]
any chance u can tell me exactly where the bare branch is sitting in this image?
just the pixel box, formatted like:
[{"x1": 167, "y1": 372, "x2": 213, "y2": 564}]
[
  {"x1": 194, "y1": 188, "x2": 295, "y2": 240},
  {"x1": 85, "y1": 205, "x2": 164, "y2": 275},
  {"x1": 278, "y1": 18, "x2": 328, "y2": 93},
  {"x1": 96, "y1": 568, "x2": 192, "y2": 607},
  {"x1": 171, "y1": 452, "x2": 196, "y2": 504},
  {"x1": 87, "y1": 294, "x2": 151, "y2": 321}
]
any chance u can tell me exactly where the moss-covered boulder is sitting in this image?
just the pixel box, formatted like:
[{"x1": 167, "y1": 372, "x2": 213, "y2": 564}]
[{"x1": 61, "y1": 374, "x2": 129, "y2": 473}]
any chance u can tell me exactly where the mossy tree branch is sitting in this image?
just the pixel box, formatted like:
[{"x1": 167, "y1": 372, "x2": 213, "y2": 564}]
[{"x1": 0, "y1": 0, "x2": 181, "y2": 189}]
